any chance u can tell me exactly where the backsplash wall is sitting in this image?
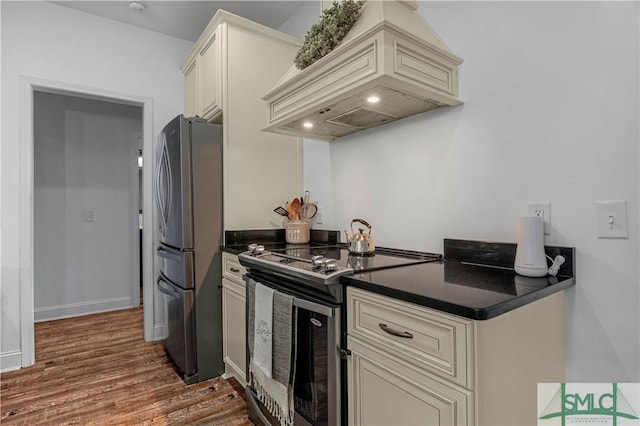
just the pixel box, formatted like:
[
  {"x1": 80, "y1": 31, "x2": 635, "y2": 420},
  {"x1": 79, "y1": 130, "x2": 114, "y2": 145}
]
[{"x1": 289, "y1": 1, "x2": 640, "y2": 382}]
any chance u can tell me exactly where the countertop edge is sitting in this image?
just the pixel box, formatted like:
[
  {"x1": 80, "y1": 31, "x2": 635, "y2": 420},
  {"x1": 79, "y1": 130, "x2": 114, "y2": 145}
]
[
  {"x1": 221, "y1": 245, "x2": 245, "y2": 255},
  {"x1": 342, "y1": 275, "x2": 576, "y2": 320}
]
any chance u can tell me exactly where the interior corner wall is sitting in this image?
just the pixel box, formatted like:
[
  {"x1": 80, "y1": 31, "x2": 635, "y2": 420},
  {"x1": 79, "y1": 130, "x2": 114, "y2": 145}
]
[
  {"x1": 277, "y1": 1, "x2": 337, "y2": 228},
  {"x1": 0, "y1": 1, "x2": 193, "y2": 371},
  {"x1": 33, "y1": 92, "x2": 141, "y2": 321},
  {"x1": 292, "y1": 1, "x2": 640, "y2": 382}
]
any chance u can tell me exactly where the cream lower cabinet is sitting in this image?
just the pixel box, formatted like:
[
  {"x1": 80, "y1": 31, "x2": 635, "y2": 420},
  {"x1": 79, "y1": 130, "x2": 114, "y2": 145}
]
[
  {"x1": 347, "y1": 287, "x2": 565, "y2": 426},
  {"x1": 182, "y1": 12, "x2": 302, "y2": 230},
  {"x1": 348, "y1": 337, "x2": 472, "y2": 425},
  {"x1": 221, "y1": 252, "x2": 247, "y2": 386}
]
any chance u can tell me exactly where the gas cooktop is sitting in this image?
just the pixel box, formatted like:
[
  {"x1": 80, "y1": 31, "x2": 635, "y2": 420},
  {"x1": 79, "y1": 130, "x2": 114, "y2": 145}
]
[{"x1": 238, "y1": 244, "x2": 442, "y2": 285}]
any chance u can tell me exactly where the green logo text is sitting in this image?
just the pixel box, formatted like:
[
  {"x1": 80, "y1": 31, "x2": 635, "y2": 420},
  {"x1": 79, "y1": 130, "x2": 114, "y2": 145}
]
[{"x1": 539, "y1": 383, "x2": 639, "y2": 425}]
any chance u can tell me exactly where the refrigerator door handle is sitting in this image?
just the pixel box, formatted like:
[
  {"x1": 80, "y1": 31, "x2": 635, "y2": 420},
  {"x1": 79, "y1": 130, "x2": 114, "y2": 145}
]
[
  {"x1": 157, "y1": 245, "x2": 183, "y2": 262},
  {"x1": 154, "y1": 134, "x2": 166, "y2": 235},
  {"x1": 154, "y1": 132, "x2": 172, "y2": 238},
  {"x1": 157, "y1": 276, "x2": 182, "y2": 299}
]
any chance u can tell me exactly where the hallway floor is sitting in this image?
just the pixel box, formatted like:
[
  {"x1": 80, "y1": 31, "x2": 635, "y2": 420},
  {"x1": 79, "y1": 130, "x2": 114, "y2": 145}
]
[{"x1": 0, "y1": 307, "x2": 252, "y2": 425}]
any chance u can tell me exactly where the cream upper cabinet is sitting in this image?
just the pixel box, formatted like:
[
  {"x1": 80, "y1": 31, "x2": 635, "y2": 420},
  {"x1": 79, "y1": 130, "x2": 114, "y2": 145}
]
[
  {"x1": 198, "y1": 30, "x2": 222, "y2": 121},
  {"x1": 183, "y1": 58, "x2": 198, "y2": 118},
  {"x1": 182, "y1": 12, "x2": 302, "y2": 230},
  {"x1": 221, "y1": 252, "x2": 247, "y2": 386},
  {"x1": 183, "y1": 28, "x2": 222, "y2": 122},
  {"x1": 347, "y1": 287, "x2": 566, "y2": 426}
]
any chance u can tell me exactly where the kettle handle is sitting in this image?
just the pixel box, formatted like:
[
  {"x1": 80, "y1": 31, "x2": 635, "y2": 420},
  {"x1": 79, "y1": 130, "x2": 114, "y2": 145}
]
[{"x1": 351, "y1": 218, "x2": 372, "y2": 234}]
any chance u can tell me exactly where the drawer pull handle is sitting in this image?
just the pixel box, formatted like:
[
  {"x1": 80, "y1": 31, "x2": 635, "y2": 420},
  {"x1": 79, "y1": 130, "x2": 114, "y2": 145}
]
[
  {"x1": 230, "y1": 267, "x2": 240, "y2": 273},
  {"x1": 379, "y1": 323, "x2": 413, "y2": 339}
]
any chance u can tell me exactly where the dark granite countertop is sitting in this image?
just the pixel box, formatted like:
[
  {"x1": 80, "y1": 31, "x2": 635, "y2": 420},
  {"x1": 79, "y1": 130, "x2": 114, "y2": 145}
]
[
  {"x1": 222, "y1": 234, "x2": 576, "y2": 320},
  {"x1": 221, "y1": 229, "x2": 340, "y2": 255},
  {"x1": 341, "y1": 239, "x2": 576, "y2": 320},
  {"x1": 222, "y1": 242, "x2": 284, "y2": 255}
]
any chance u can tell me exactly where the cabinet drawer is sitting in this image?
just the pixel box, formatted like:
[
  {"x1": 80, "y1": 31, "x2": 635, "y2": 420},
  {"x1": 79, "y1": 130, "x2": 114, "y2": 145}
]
[
  {"x1": 222, "y1": 252, "x2": 246, "y2": 282},
  {"x1": 347, "y1": 287, "x2": 473, "y2": 388}
]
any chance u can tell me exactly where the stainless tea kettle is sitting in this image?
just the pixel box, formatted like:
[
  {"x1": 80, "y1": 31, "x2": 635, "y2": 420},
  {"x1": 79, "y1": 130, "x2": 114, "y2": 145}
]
[{"x1": 344, "y1": 218, "x2": 375, "y2": 255}]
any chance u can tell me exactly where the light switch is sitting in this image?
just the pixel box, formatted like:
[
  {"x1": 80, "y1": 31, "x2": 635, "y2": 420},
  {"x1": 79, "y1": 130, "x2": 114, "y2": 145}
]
[
  {"x1": 596, "y1": 200, "x2": 628, "y2": 239},
  {"x1": 85, "y1": 210, "x2": 96, "y2": 222}
]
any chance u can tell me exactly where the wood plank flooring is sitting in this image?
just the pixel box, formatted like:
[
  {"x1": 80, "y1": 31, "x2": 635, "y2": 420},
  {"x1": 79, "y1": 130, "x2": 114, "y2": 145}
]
[{"x1": 0, "y1": 307, "x2": 253, "y2": 425}]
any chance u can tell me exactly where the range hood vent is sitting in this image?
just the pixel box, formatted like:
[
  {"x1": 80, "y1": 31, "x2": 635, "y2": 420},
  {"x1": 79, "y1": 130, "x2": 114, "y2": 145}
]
[
  {"x1": 262, "y1": 0, "x2": 463, "y2": 141},
  {"x1": 327, "y1": 107, "x2": 398, "y2": 129}
]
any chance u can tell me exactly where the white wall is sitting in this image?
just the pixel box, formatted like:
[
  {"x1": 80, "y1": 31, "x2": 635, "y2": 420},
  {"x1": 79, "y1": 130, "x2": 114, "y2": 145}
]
[
  {"x1": 278, "y1": 1, "x2": 336, "y2": 228},
  {"x1": 293, "y1": 1, "x2": 639, "y2": 381},
  {"x1": 1, "y1": 1, "x2": 193, "y2": 371},
  {"x1": 34, "y1": 92, "x2": 142, "y2": 321}
]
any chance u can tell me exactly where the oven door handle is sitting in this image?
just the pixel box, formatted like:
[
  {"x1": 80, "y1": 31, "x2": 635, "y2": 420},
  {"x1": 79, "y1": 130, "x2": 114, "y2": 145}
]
[
  {"x1": 247, "y1": 277, "x2": 334, "y2": 317},
  {"x1": 293, "y1": 297, "x2": 333, "y2": 318}
]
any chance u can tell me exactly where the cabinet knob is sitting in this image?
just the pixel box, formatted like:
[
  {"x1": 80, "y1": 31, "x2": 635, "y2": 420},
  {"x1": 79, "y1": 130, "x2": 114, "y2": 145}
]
[{"x1": 230, "y1": 267, "x2": 240, "y2": 273}]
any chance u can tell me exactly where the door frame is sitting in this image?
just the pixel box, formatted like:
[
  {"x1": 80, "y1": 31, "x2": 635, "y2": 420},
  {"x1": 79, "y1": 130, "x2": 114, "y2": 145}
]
[{"x1": 19, "y1": 76, "x2": 156, "y2": 367}]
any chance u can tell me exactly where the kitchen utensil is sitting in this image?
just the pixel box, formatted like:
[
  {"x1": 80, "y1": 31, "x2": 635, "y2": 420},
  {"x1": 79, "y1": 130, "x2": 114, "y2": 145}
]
[
  {"x1": 300, "y1": 203, "x2": 317, "y2": 219},
  {"x1": 273, "y1": 206, "x2": 289, "y2": 217},
  {"x1": 303, "y1": 191, "x2": 310, "y2": 205},
  {"x1": 290, "y1": 197, "x2": 301, "y2": 220},
  {"x1": 344, "y1": 218, "x2": 375, "y2": 255}
]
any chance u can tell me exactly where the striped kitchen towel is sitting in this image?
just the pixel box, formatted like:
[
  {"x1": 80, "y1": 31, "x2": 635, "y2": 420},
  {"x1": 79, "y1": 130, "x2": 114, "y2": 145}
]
[{"x1": 248, "y1": 279, "x2": 295, "y2": 426}]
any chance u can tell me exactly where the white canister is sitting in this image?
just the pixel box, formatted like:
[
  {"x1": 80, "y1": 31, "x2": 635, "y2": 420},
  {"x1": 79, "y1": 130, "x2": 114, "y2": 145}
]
[
  {"x1": 284, "y1": 219, "x2": 310, "y2": 244},
  {"x1": 514, "y1": 216, "x2": 547, "y2": 277}
]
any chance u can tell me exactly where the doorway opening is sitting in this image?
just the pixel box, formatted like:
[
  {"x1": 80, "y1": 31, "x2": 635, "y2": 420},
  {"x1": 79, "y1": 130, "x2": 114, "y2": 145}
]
[
  {"x1": 33, "y1": 91, "x2": 142, "y2": 322},
  {"x1": 18, "y1": 77, "x2": 155, "y2": 368}
]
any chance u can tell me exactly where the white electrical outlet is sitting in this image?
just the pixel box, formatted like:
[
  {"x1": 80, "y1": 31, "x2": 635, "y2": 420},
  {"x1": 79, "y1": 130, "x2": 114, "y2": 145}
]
[{"x1": 527, "y1": 202, "x2": 550, "y2": 235}]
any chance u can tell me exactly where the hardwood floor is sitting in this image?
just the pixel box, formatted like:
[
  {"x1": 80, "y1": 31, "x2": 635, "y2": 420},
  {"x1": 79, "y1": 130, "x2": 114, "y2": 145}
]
[{"x1": 0, "y1": 307, "x2": 253, "y2": 425}]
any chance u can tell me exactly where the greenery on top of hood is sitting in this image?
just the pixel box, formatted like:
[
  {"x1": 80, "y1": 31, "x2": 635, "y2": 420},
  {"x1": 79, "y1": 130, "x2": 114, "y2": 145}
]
[{"x1": 294, "y1": 0, "x2": 364, "y2": 70}]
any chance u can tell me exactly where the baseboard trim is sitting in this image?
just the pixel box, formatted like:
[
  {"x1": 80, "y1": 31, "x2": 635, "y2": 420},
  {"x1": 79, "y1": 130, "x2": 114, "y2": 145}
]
[
  {"x1": 153, "y1": 323, "x2": 165, "y2": 341},
  {"x1": 1, "y1": 350, "x2": 23, "y2": 373},
  {"x1": 223, "y1": 363, "x2": 247, "y2": 387},
  {"x1": 34, "y1": 297, "x2": 135, "y2": 322}
]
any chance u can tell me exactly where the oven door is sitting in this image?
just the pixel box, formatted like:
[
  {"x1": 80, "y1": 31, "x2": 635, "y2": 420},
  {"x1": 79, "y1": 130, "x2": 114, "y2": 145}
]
[{"x1": 245, "y1": 274, "x2": 342, "y2": 426}]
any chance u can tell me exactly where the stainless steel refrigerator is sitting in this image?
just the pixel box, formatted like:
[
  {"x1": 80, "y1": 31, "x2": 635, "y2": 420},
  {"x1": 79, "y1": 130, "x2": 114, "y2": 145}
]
[{"x1": 154, "y1": 114, "x2": 223, "y2": 384}]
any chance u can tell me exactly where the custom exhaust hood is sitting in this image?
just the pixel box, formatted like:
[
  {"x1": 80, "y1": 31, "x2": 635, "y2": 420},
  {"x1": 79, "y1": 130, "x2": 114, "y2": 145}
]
[{"x1": 262, "y1": 0, "x2": 463, "y2": 141}]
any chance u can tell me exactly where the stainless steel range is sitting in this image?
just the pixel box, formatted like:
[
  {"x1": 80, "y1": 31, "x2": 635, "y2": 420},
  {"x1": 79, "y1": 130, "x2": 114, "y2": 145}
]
[{"x1": 239, "y1": 244, "x2": 441, "y2": 426}]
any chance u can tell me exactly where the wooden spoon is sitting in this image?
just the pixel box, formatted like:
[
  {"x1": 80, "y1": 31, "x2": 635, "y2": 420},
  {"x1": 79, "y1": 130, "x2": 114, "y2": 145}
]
[{"x1": 290, "y1": 198, "x2": 301, "y2": 220}]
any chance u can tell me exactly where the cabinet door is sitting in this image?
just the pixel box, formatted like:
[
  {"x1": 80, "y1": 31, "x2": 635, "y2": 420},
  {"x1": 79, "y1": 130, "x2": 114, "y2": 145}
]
[
  {"x1": 222, "y1": 277, "x2": 246, "y2": 385},
  {"x1": 199, "y1": 29, "x2": 222, "y2": 121},
  {"x1": 348, "y1": 337, "x2": 472, "y2": 426},
  {"x1": 183, "y1": 58, "x2": 198, "y2": 117}
]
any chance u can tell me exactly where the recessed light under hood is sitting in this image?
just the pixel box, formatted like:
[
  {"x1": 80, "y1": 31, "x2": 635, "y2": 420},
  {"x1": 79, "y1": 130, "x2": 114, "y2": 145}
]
[{"x1": 262, "y1": 0, "x2": 463, "y2": 141}]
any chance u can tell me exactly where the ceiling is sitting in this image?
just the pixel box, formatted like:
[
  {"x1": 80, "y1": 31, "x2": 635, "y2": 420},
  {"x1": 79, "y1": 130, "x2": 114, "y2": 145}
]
[{"x1": 50, "y1": 1, "x2": 313, "y2": 42}]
